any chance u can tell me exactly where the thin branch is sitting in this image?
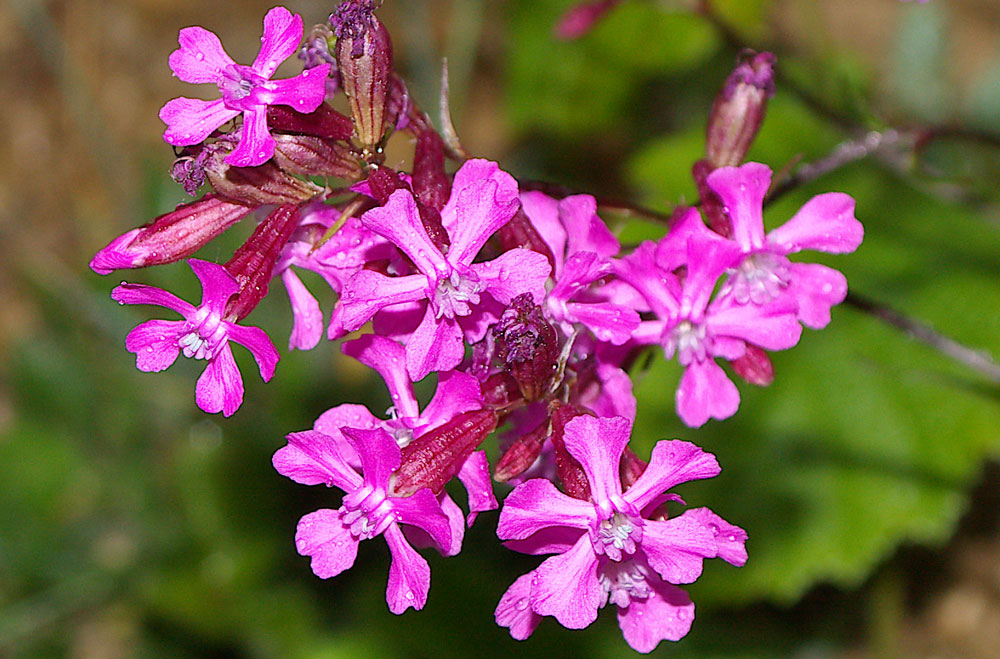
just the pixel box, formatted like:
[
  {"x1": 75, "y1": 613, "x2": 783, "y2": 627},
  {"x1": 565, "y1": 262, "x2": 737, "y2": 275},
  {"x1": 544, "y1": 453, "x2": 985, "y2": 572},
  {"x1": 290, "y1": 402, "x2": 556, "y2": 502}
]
[{"x1": 845, "y1": 292, "x2": 1000, "y2": 384}]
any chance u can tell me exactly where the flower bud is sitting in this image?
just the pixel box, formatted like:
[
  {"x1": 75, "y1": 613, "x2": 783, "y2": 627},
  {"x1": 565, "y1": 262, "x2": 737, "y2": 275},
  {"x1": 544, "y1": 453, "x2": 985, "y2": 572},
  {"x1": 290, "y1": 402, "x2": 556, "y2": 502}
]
[
  {"x1": 549, "y1": 402, "x2": 589, "y2": 500},
  {"x1": 412, "y1": 130, "x2": 451, "y2": 213},
  {"x1": 393, "y1": 409, "x2": 498, "y2": 497},
  {"x1": 332, "y1": 1, "x2": 393, "y2": 151},
  {"x1": 299, "y1": 23, "x2": 340, "y2": 97},
  {"x1": 730, "y1": 344, "x2": 775, "y2": 386},
  {"x1": 494, "y1": 293, "x2": 560, "y2": 402},
  {"x1": 481, "y1": 372, "x2": 523, "y2": 411},
  {"x1": 267, "y1": 104, "x2": 354, "y2": 141},
  {"x1": 620, "y1": 447, "x2": 647, "y2": 491},
  {"x1": 272, "y1": 134, "x2": 362, "y2": 180},
  {"x1": 705, "y1": 51, "x2": 776, "y2": 169},
  {"x1": 204, "y1": 146, "x2": 324, "y2": 205},
  {"x1": 89, "y1": 194, "x2": 252, "y2": 275},
  {"x1": 494, "y1": 418, "x2": 549, "y2": 482},
  {"x1": 692, "y1": 160, "x2": 733, "y2": 238},
  {"x1": 554, "y1": 0, "x2": 621, "y2": 40},
  {"x1": 223, "y1": 204, "x2": 303, "y2": 320}
]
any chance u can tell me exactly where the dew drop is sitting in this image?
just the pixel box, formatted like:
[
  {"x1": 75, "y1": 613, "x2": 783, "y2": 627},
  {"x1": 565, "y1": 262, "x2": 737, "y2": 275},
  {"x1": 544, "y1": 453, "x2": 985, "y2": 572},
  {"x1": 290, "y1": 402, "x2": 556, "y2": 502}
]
[
  {"x1": 195, "y1": 52, "x2": 204, "y2": 61},
  {"x1": 302, "y1": 69, "x2": 310, "y2": 77},
  {"x1": 405, "y1": 591, "x2": 414, "y2": 600},
  {"x1": 708, "y1": 523, "x2": 720, "y2": 536},
  {"x1": 258, "y1": 151, "x2": 266, "y2": 160},
  {"x1": 728, "y1": 534, "x2": 737, "y2": 542},
  {"x1": 677, "y1": 609, "x2": 689, "y2": 620},
  {"x1": 515, "y1": 598, "x2": 528, "y2": 611}
]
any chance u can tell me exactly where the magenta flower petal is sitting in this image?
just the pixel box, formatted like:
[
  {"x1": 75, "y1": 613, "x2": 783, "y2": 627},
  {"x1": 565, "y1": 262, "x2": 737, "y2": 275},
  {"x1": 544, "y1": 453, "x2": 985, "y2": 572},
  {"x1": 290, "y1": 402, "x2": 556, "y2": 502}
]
[
  {"x1": 295, "y1": 508, "x2": 360, "y2": 579},
  {"x1": 195, "y1": 343, "x2": 244, "y2": 416},
  {"x1": 405, "y1": 307, "x2": 465, "y2": 381},
  {"x1": 520, "y1": 190, "x2": 566, "y2": 273},
  {"x1": 112, "y1": 282, "x2": 196, "y2": 317},
  {"x1": 563, "y1": 301, "x2": 639, "y2": 345},
  {"x1": 441, "y1": 160, "x2": 520, "y2": 266},
  {"x1": 784, "y1": 262, "x2": 848, "y2": 329},
  {"x1": 707, "y1": 297, "x2": 802, "y2": 351},
  {"x1": 226, "y1": 324, "x2": 280, "y2": 382},
  {"x1": 273, "y1": 430, "x2": 365, "y2": 490},
  {"x1": 383, "y1": 524, "x2": 431, "y2": 614},
  {"x1": 335, "y1": 272, "x2": 428, "y2": 332},
  {"x1": 124, "y1": 319, "x2": 185, "y2": 372},
  {"x1": 676, "y1": 359, "x2": 740, "y2": 427},
  {"x1": 473, "y1": 248, "x2": 551, "y2": 306},
  {"x1": 252, "y1": 7, "x2": 303, "y2": 78},
  {"x1": 342, "y1": 427, "x2": 401, "y2": 489},
  {"x1": 654, "y1": 207, "x2": 714, "y2": 271},
  {"x1": 498, "y1": 478, "x2": 594, "y2": 540},
  {"x1": 160, "y1": 97, "x2": 239, "y2": 146},
  {"x1": 392, "y1": 488, "x2": 453, "y2": 551},
  {"x1": 640, "y1": 515, "x2": 716, "y2": 584},
  {"x1": 682, "y1": 507, "x2": 748, "y2": 567},
  {"x1": 343, "y1": 334, "x2": 421, "y2": 419},
  {"x1": 361, "y1": 189, "x2": 446, "y2": 279},
  {"x1": 496, "y1": 572, "x2": 543, "y2": 640},
  {"x1": 624, "y1": 440, "x2": 721, "y2": 511},
  {"x1": 456, "y1": 451, "x2": 498, "y2": 526},
  {"x1": 563, "y1": 415, "x2": 631, "y2": 509},
  {"x1": 560, "y1": 194, "x2": 620, "y2": 259},
  {"x1": 189, "y1": 258, "x2": 240, "y2": 310},
  {"x1": 226, "y1": 107, "x2": 273, "y2": 167},
  {"x1": 421, "y1": 370, "x2": 484, "y2": 430},
  {"x1": 281, "y1": 269, "x2": 324, "y2": 350},
  {"x1": 258, "y1": 64, "x2": 332, "y2": 111},
  {"x1": 530, "y1": 536, "x2": 602, "y2": 629},
  {"x1": 767, "y1": 192, "x2": 862, "y2": 255},
  {"x1": 706, "y1": 162, "x2": 771, "y2": 250},
  {"x1": 617, "y1": 582, "x2": 694, "y2": 651},
  {"x1": 683, "y1": 234, "x2": 743, "y2": 316},
  {"x1": 170, "y1": 26, "x2": 236, "y2": 83}
]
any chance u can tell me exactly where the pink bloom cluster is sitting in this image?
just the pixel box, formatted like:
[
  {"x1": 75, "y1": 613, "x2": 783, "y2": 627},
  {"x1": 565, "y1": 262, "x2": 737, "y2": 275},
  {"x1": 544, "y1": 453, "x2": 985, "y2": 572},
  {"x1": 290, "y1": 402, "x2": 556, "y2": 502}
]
[{"x1": 89, "y1": 2, "x2": 863, "y2": 651}]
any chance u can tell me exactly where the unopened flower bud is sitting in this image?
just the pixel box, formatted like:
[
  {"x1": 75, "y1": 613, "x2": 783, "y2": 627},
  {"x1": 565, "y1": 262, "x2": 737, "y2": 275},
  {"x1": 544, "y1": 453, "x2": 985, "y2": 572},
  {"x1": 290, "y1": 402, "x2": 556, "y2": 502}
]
[
  {"x1": 90, "y1": 194, "x2": 252, "y2": 275},
  {"x1": 495, "y1": 418, "x2": 549, "y2": 482},
  {"x1": 730, "y1": 344, "x2": 775, "y2": 386},
  {"x1": 692, "y1": 160, "x2": 733, "y2": 238},
  {"x1": 393, "y1": 409, "x2": 498, "y2": 497},
  {"x1": 554, "y1": 0, "x2": 621, "y2": 40},
  {"x1": 620, "y1": 447, "x2": 647, "y2": 491},
  {"x1": 412, "y1": 130, "x2": 451, "y2": 213},
  {"x1": 267, "y1": 105, "x2": 354, "y2": 141},
  {"x1": 299, "y1": 24, "x2": 340, "y2": 97},
  {"x1": 204, "y1": 146, "x2": 324, "y2": 205},
  {"x1": 549, "y1": 402, "x2": 589, "y2": 500},
  {"x1": 494, "y1": 293, "x2": 559, "y2": 402},
  {"x1": 481, "y1": 372, "x2": 523, "y2": 411},
  {"x1": 332, "y1": 1, "x2": 393, "y2": 151},
  {"x1": 272, "y1": 134, "x2": 362, "y2": 180},
  {"x1": 705, "y1": 51, "x2": 776, "y2": 169},
  {"x1": 223, "y1": 204, "x2": 303, "y2": 320}
]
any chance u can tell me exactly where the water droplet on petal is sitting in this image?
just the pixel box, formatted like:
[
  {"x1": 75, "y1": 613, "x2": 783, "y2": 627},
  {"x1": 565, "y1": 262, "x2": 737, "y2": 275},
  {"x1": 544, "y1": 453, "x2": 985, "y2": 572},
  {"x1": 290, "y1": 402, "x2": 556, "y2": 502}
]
[
  {"x1": 195, "y1": 52, "x2": 204, "y2": 61},
  {"x1": 405, "y1": 591, "x2": 414, "y2": 600},
  {"x1": 677, "y1": 609, "x2": 689, "y2": 620}
]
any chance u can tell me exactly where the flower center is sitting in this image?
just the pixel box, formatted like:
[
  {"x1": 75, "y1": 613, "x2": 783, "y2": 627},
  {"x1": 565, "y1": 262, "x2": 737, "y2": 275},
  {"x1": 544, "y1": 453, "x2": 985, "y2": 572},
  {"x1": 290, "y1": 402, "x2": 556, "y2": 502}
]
[
  {"x1": 178, "y1": 306, "x2": 228, "y2": 361},
  {"x1": 594, "y1": 512, "x2": 642, "y2": 562},
  {"x1": 432, "y1": 270, "x2": 481, "y2": 319},
  {"x1": 726, "y1": 251, "x2": 790, "y2": 305},
  {"x1": 218, "y1": 64, "x2": 266, "y2": 111},
  {"x1": 669, "y1": 320, "x2": 711, "y2": 366},
  {"x1": 599, "y1": 559, "x2": 652, "y2": 608},
  {"x1": 341, "y1": 484, "x2": 395, "y2": 540}
]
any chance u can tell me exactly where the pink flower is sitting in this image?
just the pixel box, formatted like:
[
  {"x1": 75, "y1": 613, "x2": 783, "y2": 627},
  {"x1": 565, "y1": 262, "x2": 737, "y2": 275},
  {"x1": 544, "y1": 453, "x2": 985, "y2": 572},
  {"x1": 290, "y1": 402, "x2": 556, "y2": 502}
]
[
  {"x1": 706, "y1": 162, "x2": 863, "y2": 329},
  {"x1": 331, "y1": 160, "x2": 551, "y2": 380},
  {"x1": 495, "y1": 415, "x2": 747, "y2": 651},
  {"x1": 112, "y1": 259, "x2": 279, "y2": 416},
  {"x1": 159, "y1": 7, "x2": 332, "y2": 167},
  {"x1": 273, "y1": 426, "x2": 453, "y2": 614}
]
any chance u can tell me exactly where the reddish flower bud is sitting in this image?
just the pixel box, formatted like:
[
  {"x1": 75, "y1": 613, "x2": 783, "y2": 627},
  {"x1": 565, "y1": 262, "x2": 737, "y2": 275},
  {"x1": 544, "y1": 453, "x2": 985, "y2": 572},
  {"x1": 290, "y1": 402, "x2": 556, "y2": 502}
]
[
  {"x1": 554, "y1": 0, "x2": 621, "y2": 40},
  {"x1": 730, "y1": 344, "x2": 775, "y2": 386},
  {"x1": 332, "y1": 2, "x2": 393, "y2": 151},
  {"x1": 204, "y1": 147, "x2": 324, "y2": 206},
  {"x1": 481, "y1": 372, "x2": 523, "y2": 411},
  {"x1": 365, "y1": 166, "x2": 408, "y2": 203},
  {"x1": 393, "y1": 409, "x2": 498, "y2": 497},
  {"x1": 494, "y1": 293, "x2": 560, "y2": 402},
  {"x1": 267, "y1": 104, "x2": 354, "y2": 141},
  {"x1": 495, "y1": 417, "x2": 549, "y2": 482},
  {"x1": 90, "y1": 194, "x2": 251, "y2": 275},
  {"x1": 549, "y1": 403, "x2": 589, "y2": 500},
  {"x1": 705, "y1": 50, "x2": 776, "y2": 169},
  {"x1": 413, "y1": 130, "x2": 451, "y2": 213},
  {"x1": 223, "y1": 204, "x2": 303, "y2": 320},
  {"x1": 272, "y1": 134, "x2": 362, "y2": 180}
]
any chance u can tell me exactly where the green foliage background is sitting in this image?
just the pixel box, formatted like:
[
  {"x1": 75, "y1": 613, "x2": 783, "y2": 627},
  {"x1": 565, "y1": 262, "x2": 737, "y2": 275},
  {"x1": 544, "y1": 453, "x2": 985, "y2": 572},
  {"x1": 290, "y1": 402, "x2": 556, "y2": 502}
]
[{"x1": 2, "y1": 0, "x2": 999, "y2": 656}]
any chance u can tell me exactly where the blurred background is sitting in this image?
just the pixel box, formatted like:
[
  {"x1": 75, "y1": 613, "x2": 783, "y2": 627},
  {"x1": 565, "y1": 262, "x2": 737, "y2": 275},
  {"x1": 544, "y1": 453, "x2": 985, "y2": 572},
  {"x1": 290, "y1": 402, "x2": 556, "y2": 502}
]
[{"x1": 2, "y1": 0, "x2": 1000, "y2": 656}]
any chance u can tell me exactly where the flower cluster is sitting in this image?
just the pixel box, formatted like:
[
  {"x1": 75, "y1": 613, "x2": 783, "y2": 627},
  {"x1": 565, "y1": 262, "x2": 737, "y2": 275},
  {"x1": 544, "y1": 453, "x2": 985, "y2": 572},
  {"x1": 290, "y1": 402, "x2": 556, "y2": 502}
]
[{"x1": 90, "y1": 2, "x2": 862, "y2": 652}]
